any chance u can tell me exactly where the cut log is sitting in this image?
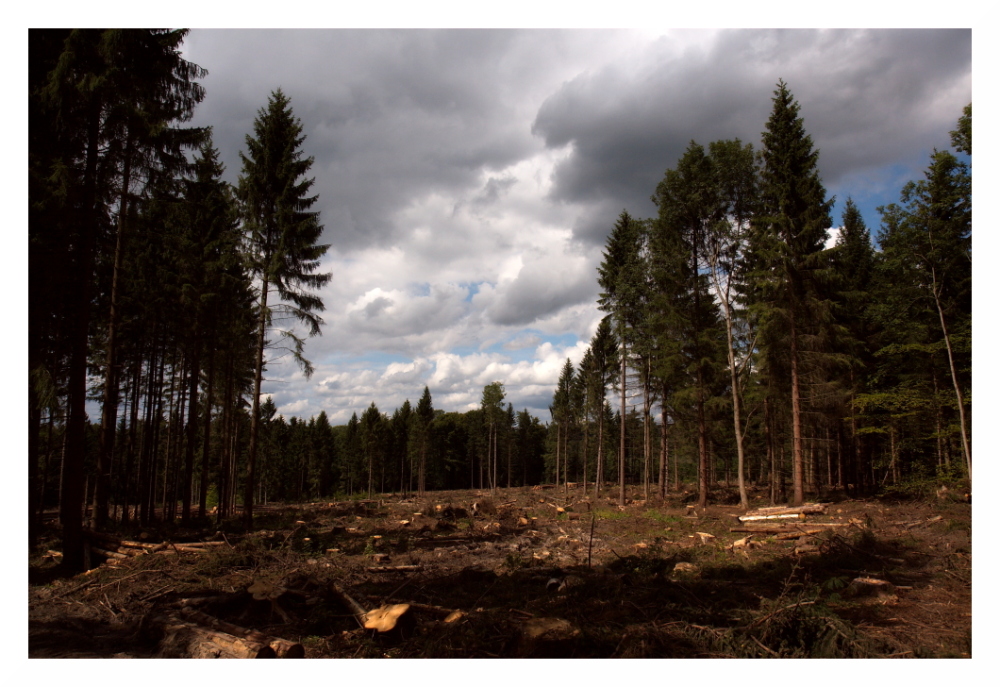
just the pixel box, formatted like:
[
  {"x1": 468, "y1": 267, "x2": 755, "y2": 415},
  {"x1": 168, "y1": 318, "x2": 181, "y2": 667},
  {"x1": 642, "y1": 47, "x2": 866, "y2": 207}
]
[
  {"x1": 738, "y1": 513, "x2": 806, "y2": 522},
  {"x1": 177, "y1": 608, "x2": 304, "y2": 658},
  {"x1": 91, "y1": 546, "x2": 128, "y2": 560},
  {"x1": 775, "y1": 529, "x2": 826, "y2": 541},
  {"x1": 411, "y1": 536, "x2": 475, "y2": 548},
  {"x1": 399, "y1": 602, "x2": 464, "y2": 622},
  {"x1": 742, "y1": 503, "x2": 827, "y2": 517},
  {"x1": 153, "y1": 613, "x2": 276, "y2": 658}
]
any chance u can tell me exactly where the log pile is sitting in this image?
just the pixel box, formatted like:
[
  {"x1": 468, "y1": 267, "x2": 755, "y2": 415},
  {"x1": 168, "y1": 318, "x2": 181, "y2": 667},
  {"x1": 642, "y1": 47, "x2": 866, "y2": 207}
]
[
  {"x1": 84, "y1": 529, "x2": 231, "y2": 562},
  {"x1": 735, "y1": 503, "x2": 828, "y2": 523}
]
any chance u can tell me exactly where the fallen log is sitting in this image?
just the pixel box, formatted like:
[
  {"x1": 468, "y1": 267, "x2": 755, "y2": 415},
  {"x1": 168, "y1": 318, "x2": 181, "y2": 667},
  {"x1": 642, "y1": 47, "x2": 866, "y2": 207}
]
[
  {"x1": 738, "y1": 513, "x2": 806, "y2": 522},
  {"x1": 153, "y1": 613, "x2": 276, "y2": 658},
  {"x1": 398, "y1": 602, "x2": 465, "y2": 622},
  {"x1": 775, "y1": 529, "x2": 826, "y2": 541},
  {"x1": 91, "y1": 546, "x2": 128, "y2": 560},
  {"x1": 411, "y1": 536, "x2": 475, "y2": 548},
  {"x1": 328, "y1": 582, "x2": 368, "y2": 626},
  {"x1": 177, "y1": 608, "x2": 304, "y2": 658},
  {"x1": 730, "y1": 523, "x2": 848, "y2": 535},
  {"x1": 174, "y1": 594, "x2": 238, "y2": 608},
  {"x1": 743, "y1": 503, "x2": 828, "y2": 517}
]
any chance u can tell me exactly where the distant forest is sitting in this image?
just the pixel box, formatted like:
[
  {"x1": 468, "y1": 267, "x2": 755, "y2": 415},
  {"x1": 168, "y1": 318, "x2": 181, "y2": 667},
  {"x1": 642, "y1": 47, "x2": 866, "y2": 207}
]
[{"x1": 29, "y1": 30, "x2": 971, "y2": 571}]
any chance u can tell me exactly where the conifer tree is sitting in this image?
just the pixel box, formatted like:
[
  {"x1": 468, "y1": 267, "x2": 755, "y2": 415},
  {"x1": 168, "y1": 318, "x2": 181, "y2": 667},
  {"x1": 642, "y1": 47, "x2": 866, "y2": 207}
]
[
  {"x1": 706, "y1": 138, "x2": 758, "y2": 508},
  {"x1": 481, "y1": 382, "x2": 506, "y2": 493},
  {"x1": 650, "y1": 141, "x2": 726, "y2": 509},
  {"x1": 875, "y1": 139, "x2": 971, "y2": 480},
  {"x1": 832, "y1": 198, "x2": 877, "y2": 488},
  {"x1": 598, "y1": 210, "x2": 645, "y2": 506},
  {"x1": 414, "y1": 386, "x2": 434, "y2": 495},
  {"x1": 747, "y1": 81, "x2": 834, "y2": 505},
  {"x1": 586, "y1": 316, "x2": 618, "y2": 495},
  {"x1": 238, "y1": 89, "x2": 331, "y2": 528}
]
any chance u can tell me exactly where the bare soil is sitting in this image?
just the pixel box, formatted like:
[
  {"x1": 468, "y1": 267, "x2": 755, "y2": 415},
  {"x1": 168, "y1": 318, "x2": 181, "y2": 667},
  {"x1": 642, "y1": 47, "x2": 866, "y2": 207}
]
[{"x1": 28, "y1": 485, "x2": 972, "y2": 658}]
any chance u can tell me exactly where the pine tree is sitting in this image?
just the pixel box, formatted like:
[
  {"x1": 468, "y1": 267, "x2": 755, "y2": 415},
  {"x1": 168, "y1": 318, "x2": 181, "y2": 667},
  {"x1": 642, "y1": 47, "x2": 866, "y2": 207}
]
[
  {"x1": 238, "y1": 89, "x2": 331, "y2": 528},
  {"x1": 748, "y1": 81, "x2": 834, "y2": 506}
]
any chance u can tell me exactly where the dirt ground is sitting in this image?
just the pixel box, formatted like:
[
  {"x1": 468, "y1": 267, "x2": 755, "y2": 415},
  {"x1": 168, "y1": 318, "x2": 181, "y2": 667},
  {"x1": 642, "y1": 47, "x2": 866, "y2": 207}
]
[{"x1": 28, "y1": 484, "x2": 972, "y2": 658}]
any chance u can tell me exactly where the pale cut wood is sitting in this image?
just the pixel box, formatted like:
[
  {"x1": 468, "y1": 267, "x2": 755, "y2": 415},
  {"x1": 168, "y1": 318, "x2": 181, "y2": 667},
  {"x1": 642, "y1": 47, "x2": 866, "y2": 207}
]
[
  {"x1": 154, "y1": 614, "x2": 276, "y2": 658},
  {"x1": 744, "y1": 503, "x2": 827, "y2": 516},
  {"x1": 738, "y1": 513, "x2": 806, "y2": 522},
  {"x1": 91, "y1": 546, "x2": 128, "y2": 560},
  {"x1": 177, "y1": 608, "x2": 304, "y2": 658},
  {"x1": 363, "y1": 604, "x2": 412, "y2": 632}
]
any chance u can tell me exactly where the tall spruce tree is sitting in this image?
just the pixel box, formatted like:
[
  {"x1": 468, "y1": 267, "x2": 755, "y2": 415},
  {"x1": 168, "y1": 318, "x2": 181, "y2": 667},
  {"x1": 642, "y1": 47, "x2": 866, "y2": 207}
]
[
  {"x1": 832, "y1": 198, "x2": 877, "y2": 489},
  {"x1": 598, "y1": 210, "x2": 645, "y2": 506},
  {"x1": 238, "y1": 89, "x2": 331, "y2": 528},
  {"x1": 748, "y1": 81, "x2": 834, "y2": 506}
]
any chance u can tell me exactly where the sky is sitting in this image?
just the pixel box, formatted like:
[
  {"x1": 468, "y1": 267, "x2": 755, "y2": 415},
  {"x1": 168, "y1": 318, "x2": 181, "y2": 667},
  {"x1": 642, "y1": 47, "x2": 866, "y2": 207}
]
[{"x1": 170, "y1": 27, "x2": 972, "y2": 426}]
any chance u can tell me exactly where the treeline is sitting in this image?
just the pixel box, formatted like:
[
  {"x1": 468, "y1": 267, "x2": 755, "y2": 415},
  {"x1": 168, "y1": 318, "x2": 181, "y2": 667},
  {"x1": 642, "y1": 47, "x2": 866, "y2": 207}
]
[
  {"x1": 248, "y1": 386, "x2": 549, "y2": 504},
  {"x1": 546, "y1": 82, "x2": 971, "y2": 508},
  {"x1": 29, "y1": 30, "x2": 332, "y2": 569}
]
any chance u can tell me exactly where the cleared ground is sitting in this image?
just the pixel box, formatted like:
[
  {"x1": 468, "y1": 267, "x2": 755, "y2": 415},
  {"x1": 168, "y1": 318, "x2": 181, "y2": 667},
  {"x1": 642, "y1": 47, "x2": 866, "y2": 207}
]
[{"x1": 28, "y1": 484, "x2": 972, "y2": 658}]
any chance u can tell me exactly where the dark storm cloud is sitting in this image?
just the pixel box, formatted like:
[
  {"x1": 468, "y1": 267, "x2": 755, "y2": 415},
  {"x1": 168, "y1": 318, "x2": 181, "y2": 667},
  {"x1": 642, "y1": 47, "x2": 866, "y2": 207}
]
[
  {"x1": 533, "y1": 29, "x2": 971, "y2": 243},
  {"x1": 181, "y1": 29, "x2": 621, "y2": 252}
]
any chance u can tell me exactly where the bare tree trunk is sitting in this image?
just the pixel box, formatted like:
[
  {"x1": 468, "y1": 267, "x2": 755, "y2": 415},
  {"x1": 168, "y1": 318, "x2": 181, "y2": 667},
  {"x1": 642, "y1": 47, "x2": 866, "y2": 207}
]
[
  {"x1": 182, "y1": 342, "x2": 200, "y2": 524},
  {"x1": 245, "y1": 276, "x2": 269, "y2": 530},
  {"x1": 94, "y1": 138, "x2": 133, "y2": 530},
  {"x1": 643, "y1": 364, "x2": 650, "y2": 501},
  {"x1": 790, "y1": 315, "x2": 805, "y2": 506},
  {"x1": 659, "y1": 404, "x2": 668, "y2": 499},
  {"x1": 619, "y1": 347, "x2": 627, "y2": 507},
  {"x1": 931, "y1": 274, "x2": 971, "y2": 481},
  {"x1": 199, "y1": 351, "x2": 214, "y2": 519},
  {"x1": 595, "y1": 400, "x2": 604, "y2": 497}
]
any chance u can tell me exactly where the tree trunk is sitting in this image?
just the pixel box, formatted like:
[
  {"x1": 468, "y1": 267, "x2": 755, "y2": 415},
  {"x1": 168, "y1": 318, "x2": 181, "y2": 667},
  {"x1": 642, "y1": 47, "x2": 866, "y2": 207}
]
[
  {"x1": 94, "y1": 137, "x2": 133, "y2": 530},
  {"x1": 790, "y1": 314, "x2": 805, "y2": 506},
  {"x1": 199, "y1": 350, "x2": 214, "y2": 519},
  {"x1": 643, "y1": 364, "x2": 650, "y2": 501},
  {"x1": 245, "y1": 275, "x2": 269, "y2": 530},
  {"x1": 183, "y1": 340, "x2": 200, "y2": 524},
  {"x1": 619, "y1": 344, "x2": 627, "y2": 507},
  {"x1": 931, "y1": 274, "x2": 971, "y2": 481},
  {"x1": 60, "y1": 98, "x2": 102, "y2": 571},
  {"x1": 696, "y1": 374, "x2": 709, "y2": 510},
  {"x1": 659, "y1": 403, "x2": 669, "y2": 499}
]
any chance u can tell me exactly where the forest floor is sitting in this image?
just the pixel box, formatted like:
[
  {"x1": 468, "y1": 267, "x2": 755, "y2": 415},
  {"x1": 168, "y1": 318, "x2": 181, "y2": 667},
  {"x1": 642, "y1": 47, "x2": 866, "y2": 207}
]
[{"x1": 28, "y1": 484, "x2": 972, "y2": 659}]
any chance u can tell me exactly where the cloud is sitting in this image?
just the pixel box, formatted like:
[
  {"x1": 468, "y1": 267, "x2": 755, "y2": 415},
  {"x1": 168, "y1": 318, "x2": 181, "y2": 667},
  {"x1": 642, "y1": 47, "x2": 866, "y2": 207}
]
[
  {"x1": 532, "y1": 28, "x2": 971, "y2": 242},
  {"x1": 170, "y1": 29, "x2": 970, "y2": 425}
]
